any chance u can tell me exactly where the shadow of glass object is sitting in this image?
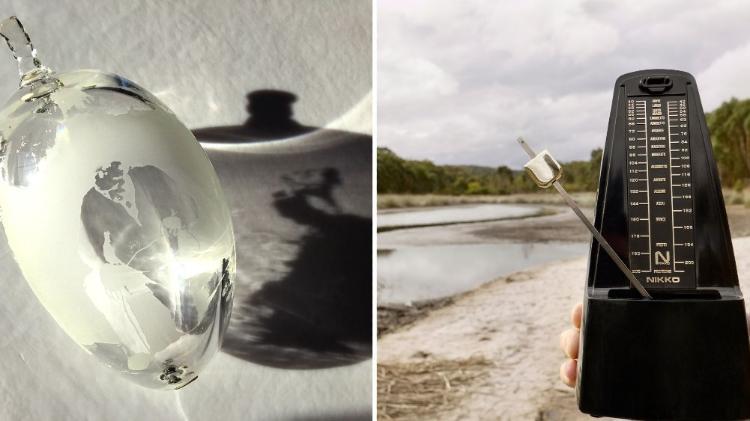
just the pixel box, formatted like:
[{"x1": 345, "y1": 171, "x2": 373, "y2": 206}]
[
  {"x1": 243, "y1": 168, "x2": 371, "y2": 367},
  {"x1": 194, "y1": 90, "x2": 372, "y2": 369},
  {"x1": 193, "y1": 90, "x2": 316, "y2": 142}
]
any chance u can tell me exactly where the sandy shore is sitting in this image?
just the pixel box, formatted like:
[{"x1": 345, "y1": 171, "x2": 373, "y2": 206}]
[{"x1": 378, "y1": 236, "x2": 750, "y2": 420}]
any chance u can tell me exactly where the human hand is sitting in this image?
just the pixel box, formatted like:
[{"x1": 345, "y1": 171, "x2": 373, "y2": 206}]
[{"x1": 559, "y1": 303, "x2": 582, "y2": 387}]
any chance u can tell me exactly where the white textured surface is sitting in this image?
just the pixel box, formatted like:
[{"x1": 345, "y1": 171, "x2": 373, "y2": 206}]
[
  {"x1": 0, "y1": 0, "x2": 372, "y2": 133},
  {"x1": 0, "y1": 1, "x2": 372, "y2": 420}
]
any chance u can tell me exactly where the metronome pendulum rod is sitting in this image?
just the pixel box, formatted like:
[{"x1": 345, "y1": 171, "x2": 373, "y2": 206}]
[{"x1": 516, "y1": 137, "x2": 652, "y2": 299}]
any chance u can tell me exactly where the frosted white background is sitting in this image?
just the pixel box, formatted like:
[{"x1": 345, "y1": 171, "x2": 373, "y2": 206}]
[{"x1": 0, "y1": 1, "x2": 372, "y2": 420}]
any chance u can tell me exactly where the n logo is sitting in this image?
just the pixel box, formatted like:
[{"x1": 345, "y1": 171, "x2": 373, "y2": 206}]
[{"x1": 655, "y1": 251, "x2": 670, "y2": 265}]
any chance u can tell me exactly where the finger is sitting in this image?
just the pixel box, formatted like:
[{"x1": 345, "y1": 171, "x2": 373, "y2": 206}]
[
  {"x1": 560, "y1": 359, "x2": 577, "y2": 388},
  {"x1": 571, "y1": 303, "x2": 583, "y2": 329},
  {"x1": 559, "y1": 328, "x2": 580, "y2": 359}
]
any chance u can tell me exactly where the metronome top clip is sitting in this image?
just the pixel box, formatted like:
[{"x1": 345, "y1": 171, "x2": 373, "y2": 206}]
[{"x1": 517, "y1": 137, "x2": 651, "y2": 299}]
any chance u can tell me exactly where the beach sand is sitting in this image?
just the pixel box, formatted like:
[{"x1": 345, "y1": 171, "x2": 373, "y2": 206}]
[{"x1": 377, "y1": 208, "x2": 750, "y2": 420}]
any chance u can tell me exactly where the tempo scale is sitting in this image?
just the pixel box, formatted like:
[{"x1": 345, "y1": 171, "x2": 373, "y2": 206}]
[{"x1": 626, "y1": 92, "x2": 695, "y2": 288}]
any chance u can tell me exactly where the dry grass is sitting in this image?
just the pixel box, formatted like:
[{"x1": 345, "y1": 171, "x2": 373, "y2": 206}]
[
  {"x1": 377, "y1": 192, "x2": 597, "y2": 210},
  {"x1": 377, "y1": 356, "x2": 493, "y2": 420},
  {"x1": 377, "y1": 298, "x2": 454, "y2": 337}
]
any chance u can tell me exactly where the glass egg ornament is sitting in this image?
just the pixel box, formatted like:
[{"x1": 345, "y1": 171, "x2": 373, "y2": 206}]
[{"x1": 0, "y1": 17, "x2": 235, "y2": 389}]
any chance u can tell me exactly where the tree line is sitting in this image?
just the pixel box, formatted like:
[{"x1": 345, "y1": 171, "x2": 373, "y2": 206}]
[
  {"x1": 378, "y1": 97, "x2": 750, "y2": 195},
  {"x1": 377, "y1": 147, "x2": 602, "y2": 195}
]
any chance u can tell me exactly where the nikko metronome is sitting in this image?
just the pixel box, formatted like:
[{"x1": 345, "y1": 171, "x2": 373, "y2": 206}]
[
  {"x1": 519, "y1": 70, "x2": 750, "y2": 420},
  {"x1": 578, "y1": 70, "x2": 750, "y2": 420}
]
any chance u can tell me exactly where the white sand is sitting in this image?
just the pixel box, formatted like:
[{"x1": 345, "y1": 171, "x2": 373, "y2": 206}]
[{"x1": 378, "y1": 237, "x2": 750, "y2": 420}]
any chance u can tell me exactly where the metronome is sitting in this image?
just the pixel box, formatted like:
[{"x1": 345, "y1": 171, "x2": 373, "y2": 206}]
[{"x1": 519, "y1": 70, "x2": 750, "y2": 420}]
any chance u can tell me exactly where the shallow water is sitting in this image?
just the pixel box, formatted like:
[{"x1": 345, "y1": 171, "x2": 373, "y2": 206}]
[
  {"x1": 378, "y1": 203, "x2": 541, "y2": 229},
  {"x1": 377, "y1": 242, "x2": 588, "y2": 304}
]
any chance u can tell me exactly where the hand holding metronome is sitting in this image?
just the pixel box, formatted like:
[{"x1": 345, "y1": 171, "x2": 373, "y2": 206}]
[
  {"x1": 559, "y1": 303, "x2": 583, "y2": 388},
  {"x1": 521, "y1": 70, "x2": 750, "y2": 420}
]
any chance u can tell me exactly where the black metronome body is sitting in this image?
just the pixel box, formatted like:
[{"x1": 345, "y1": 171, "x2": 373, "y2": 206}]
[{"x1": 577, "y1": 70, "x2": 750, "y2": 420}]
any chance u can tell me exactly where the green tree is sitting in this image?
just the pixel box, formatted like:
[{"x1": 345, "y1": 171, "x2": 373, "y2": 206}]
[{"x1": 707, "y1": 98, "x2": 750, "y2": 185}]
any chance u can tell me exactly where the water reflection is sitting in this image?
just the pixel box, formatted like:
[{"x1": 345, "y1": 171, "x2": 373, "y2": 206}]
[
  {"x1": 377, "y1": 242, "x2": 587, "y2": 304},
  {"x1": 378, "y1": 203, "x2": 540, "y2": 230}
]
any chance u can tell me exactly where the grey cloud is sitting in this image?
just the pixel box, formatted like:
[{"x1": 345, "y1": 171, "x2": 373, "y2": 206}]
[{"x1": 379, "y1": 0, "x2": 750, "y2": 168}]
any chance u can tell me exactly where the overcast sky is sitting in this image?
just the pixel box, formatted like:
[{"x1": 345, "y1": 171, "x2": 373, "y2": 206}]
[{"x1": 378, "y1": 0, "x2": 750, "y2": 168}]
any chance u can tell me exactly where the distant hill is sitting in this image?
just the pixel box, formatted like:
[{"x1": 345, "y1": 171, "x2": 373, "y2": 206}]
[{"x1": 447, "y1": 165, "x2": 505, "y2": 177}]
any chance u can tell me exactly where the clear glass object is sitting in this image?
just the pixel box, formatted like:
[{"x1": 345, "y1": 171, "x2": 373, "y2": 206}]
[{"x1": 0, "y1": 17, "x2": 235, "y2": 389}]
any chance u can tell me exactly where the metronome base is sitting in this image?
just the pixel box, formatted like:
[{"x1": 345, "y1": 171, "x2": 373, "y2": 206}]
[{"x1": 577, "y1": 292, "x2": 750, "y2": 420}]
